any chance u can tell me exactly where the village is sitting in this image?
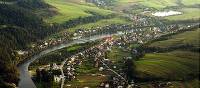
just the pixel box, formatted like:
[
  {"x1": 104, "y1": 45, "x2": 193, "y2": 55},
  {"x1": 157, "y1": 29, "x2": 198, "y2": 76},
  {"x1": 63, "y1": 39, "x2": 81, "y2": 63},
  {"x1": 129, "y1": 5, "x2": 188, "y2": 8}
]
[
  {"x1": 31, "y1": 22, "x2": 199, "y2": 88},
  {"x1": 16, "y1": 20, "x2": 198, "y2": 63},
  {"x1": 0, "y1": 0, "x2": 199, "y2": 88}
]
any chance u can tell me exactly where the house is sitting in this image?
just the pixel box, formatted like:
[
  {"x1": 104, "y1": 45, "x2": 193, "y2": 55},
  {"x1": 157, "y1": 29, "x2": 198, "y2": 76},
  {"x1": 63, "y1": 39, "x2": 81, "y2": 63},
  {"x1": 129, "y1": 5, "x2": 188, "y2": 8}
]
[
  {"x1": 54, "y1": 75, "x2": 62, "y2": 83},
  {"x1": 52, "y1": 63, "x2": 60, "y2": 70}
]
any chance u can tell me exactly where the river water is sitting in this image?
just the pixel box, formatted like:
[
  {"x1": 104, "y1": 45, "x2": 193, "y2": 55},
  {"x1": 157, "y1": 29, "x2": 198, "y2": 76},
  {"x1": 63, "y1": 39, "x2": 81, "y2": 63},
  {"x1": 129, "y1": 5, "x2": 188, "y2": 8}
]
[{"x1": 18, "y1": 33, "x2": 121, "y2": 88}]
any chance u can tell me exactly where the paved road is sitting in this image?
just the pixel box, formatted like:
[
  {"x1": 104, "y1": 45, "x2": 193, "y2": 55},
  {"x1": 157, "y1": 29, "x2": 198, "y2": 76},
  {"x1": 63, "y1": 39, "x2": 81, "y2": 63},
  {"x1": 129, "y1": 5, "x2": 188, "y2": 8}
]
[
  {"x1": 16, "y1": 24, "x2": 171, "y2": 88},
  {"x1": 17, "y1": 23, "x2": 198, "y2": 88},
  {"x1": 18, "y1": 33, "x2": 117, "y2": 88}
]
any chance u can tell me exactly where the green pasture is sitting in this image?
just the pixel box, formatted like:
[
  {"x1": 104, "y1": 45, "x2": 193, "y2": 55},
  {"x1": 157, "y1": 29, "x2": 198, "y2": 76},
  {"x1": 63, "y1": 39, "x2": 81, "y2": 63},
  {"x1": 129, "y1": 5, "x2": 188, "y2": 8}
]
[
  {"x1": 44, "y1": 0, "x2": 113, "y2": 23},
  {"x1": 136, "y1": 51, "x2": 199, "y2": 80},
  {"x1": 149, "y1": 28, "x2": 200, "y2": 48}
]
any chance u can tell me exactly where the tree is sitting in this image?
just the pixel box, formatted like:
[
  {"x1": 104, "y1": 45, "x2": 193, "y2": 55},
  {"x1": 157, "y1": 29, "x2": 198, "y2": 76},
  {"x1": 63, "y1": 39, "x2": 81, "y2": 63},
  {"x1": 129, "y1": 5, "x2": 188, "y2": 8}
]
[{"x1": 124, "y1": 58, "x2": 136, "y2": 82}]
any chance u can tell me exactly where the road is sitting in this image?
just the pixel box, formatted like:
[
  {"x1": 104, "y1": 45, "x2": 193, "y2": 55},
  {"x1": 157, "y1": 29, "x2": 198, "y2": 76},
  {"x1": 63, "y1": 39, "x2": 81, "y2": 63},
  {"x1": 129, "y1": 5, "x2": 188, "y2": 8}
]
[
  {"x1": 59, "y1": 41, "x2": 109, "y2": 88},
  {"x1": 59, "y1": 39, "x2": 130, "y2": 88},
  {"x1": 18, "y1": 33, "x2": 119, "y2": 88},
  {"x1": 18, "y1": 29, "x2": 131, "y2": 88},
  {"x1": 17, "y1": 23, "x2": 198, "y2": 88}
]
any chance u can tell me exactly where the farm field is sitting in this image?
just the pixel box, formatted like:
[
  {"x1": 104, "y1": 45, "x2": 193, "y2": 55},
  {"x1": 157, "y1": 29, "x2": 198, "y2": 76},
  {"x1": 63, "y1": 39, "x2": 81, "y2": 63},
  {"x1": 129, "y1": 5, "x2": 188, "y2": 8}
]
[
  {"x1": 140, "y1": 79, "x2": 199, "y2": 88},
  {"x1": 130, "y1": 28, "x2": 200, "y2": 88},
  {"x1": 1, "y1": 0, "x2": 200, "y2": 88},
  {"x1": 182, "y1": 0, "x2": 200, "y2": 5},
  {"x1": 165, "y1": 8, "x2": 200, "y2": 21},
  {"x1": 105, "y1": 28, "x2": 199, "y2": 87},
  {"x1": 116, "y1": 0, "x2": 200, "y2": 21},
  {"x1": 116, "y1": 0, "x2": 177, "y2": 9},
  {"x1": 108, "y1": 46, "x2": 132, "y2": 63},
  {"x1": 136, "y1": 50, "x2": 199, "y2": 80},
  {"x1": 65, "y1": 75, "x2": 107, "y2": 88},
  {"x1": 44, "y1": 0, "x2": 113, "y2": 23},
  {"x1": 135, "y1": 28, "x2": 200, "y2": 87},
  {"x1": 66, "y1": 17, "x2": 131, "y2": 32},
  {"x1": 149, "y1": 28, "x2": 200, "y2": 48},
  {"x1": 117, "y1": 0, "x2": 200, "y2": 8}
]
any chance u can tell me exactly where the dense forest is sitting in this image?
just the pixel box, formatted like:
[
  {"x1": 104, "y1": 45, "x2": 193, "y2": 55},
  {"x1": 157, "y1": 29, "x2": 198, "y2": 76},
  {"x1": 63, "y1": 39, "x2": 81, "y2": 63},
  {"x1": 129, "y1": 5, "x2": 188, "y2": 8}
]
[
  {"x1": 0, "y1": 0, "x2": 199, "y2": 87},
  {"x1": 0, "y1": 0, "x2": 116, "y2": 87},
  {"x1": 0, "y1": 0, "x2": 57, "y2": 87}
]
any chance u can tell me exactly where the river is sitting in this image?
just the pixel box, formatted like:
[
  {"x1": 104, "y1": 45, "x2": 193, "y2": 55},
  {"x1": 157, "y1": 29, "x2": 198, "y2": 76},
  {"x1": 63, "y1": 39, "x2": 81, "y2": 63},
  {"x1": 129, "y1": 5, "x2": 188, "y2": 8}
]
[
  {"x1": 17, "y1": 23, "x2": 197, "y2": 88},
  {"x1": 18, "y1": 33, "x2": 119, "y2": 88}
]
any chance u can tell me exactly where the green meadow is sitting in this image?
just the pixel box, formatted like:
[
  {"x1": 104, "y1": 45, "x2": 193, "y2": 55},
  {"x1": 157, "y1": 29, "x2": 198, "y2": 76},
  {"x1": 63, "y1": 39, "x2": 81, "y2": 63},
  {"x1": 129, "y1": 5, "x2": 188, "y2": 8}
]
[
  {"x1": 140, "y1": 79, "x2": 199, "y2": 88},
  {"x1": 136, "y1": 51, "x2": 199, "y2": 80},
  {"x1": 117, "y1": 0, "x2": 200, "y2": 8},
  {"x1": 66, "y1": 17, "x2": 131, "y2": 32},
  {"x1": 165, "y1": 8, "x2": 200, "y2": 21},
  {"x1": 106, "y1": 28, "x2": 199, "y2": 87},
  {"x1": 44, "y1": 0, "x2": 113, "y2": 23},
  {"x1": 182, "y1": 0, "x2": 200, "y2": 5},
  {"x1": 149, "y1": 28, "x2": 200, "y2": 48},
  {"x1": 108, "y1": 46, "x2": 132, "y2": 63},
  {"x1": 117, "y1": 0, "x2": 177, "y2": 9},
  {"x1": 136, "y1": 28, "x2": 199, "y2": 81},
  {"x1": 65, "y1": 75, "x2": 107, "y2": 88}
]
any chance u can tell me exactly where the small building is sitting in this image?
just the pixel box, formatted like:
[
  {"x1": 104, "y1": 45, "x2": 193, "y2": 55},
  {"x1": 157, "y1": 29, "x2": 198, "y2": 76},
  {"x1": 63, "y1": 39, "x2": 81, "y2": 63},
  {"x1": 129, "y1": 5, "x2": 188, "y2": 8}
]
[{"x1": 54, "y1": 75, "x2": 62, "y2": 83}]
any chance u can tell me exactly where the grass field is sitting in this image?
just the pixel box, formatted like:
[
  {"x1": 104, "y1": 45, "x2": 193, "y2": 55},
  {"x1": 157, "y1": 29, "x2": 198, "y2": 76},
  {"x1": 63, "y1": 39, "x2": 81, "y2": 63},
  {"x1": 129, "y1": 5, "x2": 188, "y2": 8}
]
[
  {"x1": 107, "y1": 29, "x2": 200, "y2": 81},
  {"x1": 116, "y1": 0, "x2": 177, "y2": 9},
  {"x1": 117, "y1": 0, "x2": 200, "y2": 8},
  {"x1": 149, "y1": 28, "x2": 200, "y2": 48},
  {"x1": 136, "y1": 28, "x2": 200, "y2": 81},
  {"x1": 44, "y1": 0, "x2": 113, "y2": 23},
  {"x1": 44, "y1": 0, "x2": 200, "y2": 23},
  {"x1": 65, "y1": 75, "x2": 107, "y2": 88},
  {"x1": 108, "y1": 46, "x2": 132, "y2": 63},
  {"x1": 182, "y1": 0, "x2": 200, "y2": 6},
  {"x1": 136, "y1": 51, "x2": 199, "y2": 80},
  {"x1": 66, "y1": 17, "x2": 131, "y2": 32},
  {"x1": 67, "y1": 45, "x2": 81, "y2": 52},
  {"x1": 165, "y1": 8, "x2": 200, "y2": 21},
  {"x1": 140, "y1": 79, "x2": 199, "y2": 88}
]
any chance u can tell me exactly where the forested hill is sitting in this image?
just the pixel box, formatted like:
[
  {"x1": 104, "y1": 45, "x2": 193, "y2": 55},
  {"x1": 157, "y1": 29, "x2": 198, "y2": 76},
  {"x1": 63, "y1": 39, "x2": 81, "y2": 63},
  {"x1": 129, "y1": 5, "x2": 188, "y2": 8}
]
[{"x1": 0, "y1": 0, "x2": 56, "y2": 87}]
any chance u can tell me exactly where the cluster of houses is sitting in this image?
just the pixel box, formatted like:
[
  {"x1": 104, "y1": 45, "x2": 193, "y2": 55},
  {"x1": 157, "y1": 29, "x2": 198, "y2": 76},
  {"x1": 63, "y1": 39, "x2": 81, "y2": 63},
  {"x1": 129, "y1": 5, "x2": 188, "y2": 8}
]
[
  {"x1": 60, "y1": 23, "x2": 199, "y2": 87},
  {"x1": 33, "y1": 22, "x2": 198, "y2": 88},
  {"x1": 36, "y1": 63, "x2": 63, "y2": 83}
]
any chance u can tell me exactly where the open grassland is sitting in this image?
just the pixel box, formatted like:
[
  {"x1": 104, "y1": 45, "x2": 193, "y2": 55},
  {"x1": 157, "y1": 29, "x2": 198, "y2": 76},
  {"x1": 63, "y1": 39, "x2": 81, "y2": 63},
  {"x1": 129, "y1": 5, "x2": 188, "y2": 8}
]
[
  {"x1": 138, "y1": 0, "x2": 177, "y2": 9},
  {"x1": 168, "y1": 79, "x2": 199, "y2": 88},
  {"x1": 48, "y1": 17, "x2": 130, "y2": 39},
  {"x1": 165, "y1": 8, "x2": 200, "y2": 21},
  {"x1": 149, "y1": 28, "x2": 200, "y2": 48},
  {"x1": 44, "y1": 0, "x2": 113, "y2": 23},
  {"x1": 136, "y1": 50, "x2": 199, "y2": 80},
  {"x1": 117, "y1": 0, "x2": 200, "y2": 8},
  {"x1": 136, "y1": 28, "x2": 200, "y2": 81},
  {"x1": 182, "y1": 0, "x2": 200, "y2": 6},
  {"x1": 116, "y1": 0, "x2": 177, "y2": 9},
  {"x1": 108, "y1": 46, "x2": 132, "y2": 63},
  {"x1": 65, "y1": 75, "x2": 107, "y2": 88},
  {"x1": 140, "y1": 79, "x2": 199, "y2": 88},
  {"x1": 67, "y1": 17, "x2": 131, "y2": 32}
]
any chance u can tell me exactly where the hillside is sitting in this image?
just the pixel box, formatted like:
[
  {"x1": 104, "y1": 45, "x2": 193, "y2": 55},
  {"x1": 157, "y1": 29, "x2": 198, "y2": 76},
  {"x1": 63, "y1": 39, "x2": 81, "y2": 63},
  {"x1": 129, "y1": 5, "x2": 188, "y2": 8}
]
[
  {"x1": 44, "y1": 0, "x2": 114, "y2": 23},
  {"x1": 115, "y1": 0, "x2": 200, "y2": 8},
  {"x1": 0, "y1": 0, "x2": 199, "y2": 88},
  {"x1": 135, "y1": 28, "x2": 200, "y2": 87},
  {"x1": 102, "y1": 28, "x2": 199, "y2": 87},
  {"x1": 0, "y1": 0, "x2": 58, "y2": 87}
]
